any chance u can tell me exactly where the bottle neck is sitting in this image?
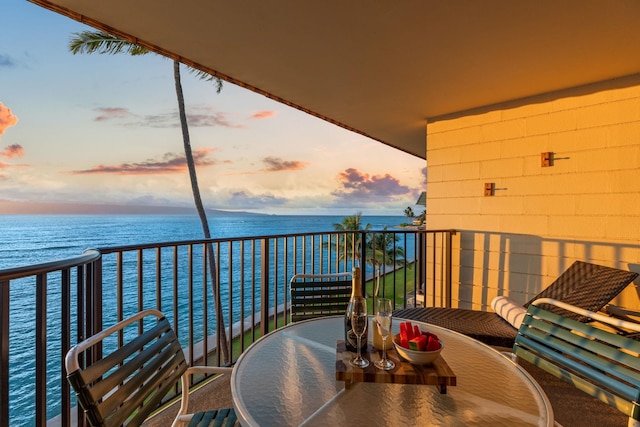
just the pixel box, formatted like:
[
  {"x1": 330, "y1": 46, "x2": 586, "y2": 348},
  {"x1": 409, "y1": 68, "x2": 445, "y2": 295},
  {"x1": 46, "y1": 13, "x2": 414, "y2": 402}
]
[{"x1": 351, "y1": 267, "x2": 362, "y2": 297}]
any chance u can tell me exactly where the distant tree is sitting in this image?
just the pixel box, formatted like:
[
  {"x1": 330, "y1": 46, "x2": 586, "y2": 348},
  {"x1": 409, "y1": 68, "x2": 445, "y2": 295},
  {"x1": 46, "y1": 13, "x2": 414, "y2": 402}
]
[
  {"x1": 328, "y1": 212, "x2": 371, "y2": 268},
  {"x1": 404, "y1": 206, "x2": 415, "y2": 219},
  {"x1": 366, "y1": 227, "x2": 405, "y2": 296},
  {"x1": 68, "y1": 31, "x2": 230, "y2": 362}
]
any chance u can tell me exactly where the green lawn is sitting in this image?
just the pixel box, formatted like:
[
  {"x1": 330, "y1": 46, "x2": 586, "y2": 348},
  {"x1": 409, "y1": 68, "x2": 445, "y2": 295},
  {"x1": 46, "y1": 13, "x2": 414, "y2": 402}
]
[
  {"x1": 208, "y1": 262, "x2": 418, "y2": 364},
  {"x1": 365, "y1": 262, "x2": 417, "y2": 310}
]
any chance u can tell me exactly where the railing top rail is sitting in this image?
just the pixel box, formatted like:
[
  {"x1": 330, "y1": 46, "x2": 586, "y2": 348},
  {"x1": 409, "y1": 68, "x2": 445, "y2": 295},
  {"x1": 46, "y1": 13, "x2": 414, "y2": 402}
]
[
  {"x1": 0, "y1": 228, "x2": 457, "y2": 279},
  {"x1": 0, "y1": 249, "x2": 101, "y2": 282},
  {"x1": 95, "y1": 228, "x2": 456, "y2": 255}
]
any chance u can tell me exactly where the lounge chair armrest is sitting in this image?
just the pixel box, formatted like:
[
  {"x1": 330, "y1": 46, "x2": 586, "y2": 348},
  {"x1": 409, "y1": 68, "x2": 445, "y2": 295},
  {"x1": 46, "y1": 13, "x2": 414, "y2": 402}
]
[
  {"x1": 598, "y1": 305, "x2": 640, "y2": 336},
  {"x1": 532, "y1": 298, "x2": 640, "y2": 333},
  {"x1": 605, "y1": 304, "x2": 640, "y2": 322}
]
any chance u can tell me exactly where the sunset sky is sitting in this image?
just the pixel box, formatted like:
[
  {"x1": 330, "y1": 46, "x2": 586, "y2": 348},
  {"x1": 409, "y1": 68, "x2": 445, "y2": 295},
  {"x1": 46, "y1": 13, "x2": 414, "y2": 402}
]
[{"x1": 1, "y1": 0, "x2": 425, "y2": 216}]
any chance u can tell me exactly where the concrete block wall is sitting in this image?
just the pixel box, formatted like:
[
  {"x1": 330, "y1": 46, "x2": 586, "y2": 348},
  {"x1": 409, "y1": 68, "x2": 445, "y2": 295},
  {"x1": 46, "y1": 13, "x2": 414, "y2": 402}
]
[{"x1": 425, "y1": 74, "x2": 640, "y2": 311}]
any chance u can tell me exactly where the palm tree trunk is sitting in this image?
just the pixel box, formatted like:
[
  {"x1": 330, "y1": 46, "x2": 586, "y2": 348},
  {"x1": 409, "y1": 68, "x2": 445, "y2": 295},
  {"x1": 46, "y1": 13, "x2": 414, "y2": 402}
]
[{"x1": 173, "y1": 60, "x2": 230, "y2": 364}]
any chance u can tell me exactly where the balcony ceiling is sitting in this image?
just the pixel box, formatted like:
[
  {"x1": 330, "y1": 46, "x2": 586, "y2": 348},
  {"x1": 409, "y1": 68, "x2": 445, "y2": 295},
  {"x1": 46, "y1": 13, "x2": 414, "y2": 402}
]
[{"x1": 31, "y1": 1, "x2": 640, "y2": 159}]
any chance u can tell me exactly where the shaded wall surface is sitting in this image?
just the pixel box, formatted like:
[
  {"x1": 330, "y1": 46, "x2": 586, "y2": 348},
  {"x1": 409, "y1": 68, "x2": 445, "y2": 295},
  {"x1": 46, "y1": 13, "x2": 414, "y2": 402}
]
[{"x1": 425, "y1": 74, "x2": 640, "y2": 310}]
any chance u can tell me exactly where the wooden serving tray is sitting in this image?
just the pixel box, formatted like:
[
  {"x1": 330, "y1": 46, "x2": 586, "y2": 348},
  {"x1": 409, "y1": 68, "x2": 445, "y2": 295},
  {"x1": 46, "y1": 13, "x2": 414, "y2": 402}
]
[{"x1": 335, "y1": 340, "x2": 456, "y2": 394}]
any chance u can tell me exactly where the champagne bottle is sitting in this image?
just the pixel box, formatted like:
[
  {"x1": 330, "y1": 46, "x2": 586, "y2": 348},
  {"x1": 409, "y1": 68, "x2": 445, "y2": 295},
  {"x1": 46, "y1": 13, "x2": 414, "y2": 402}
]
[{"x1": 344, "y1": 267, "x2": 368, "y2": 352}]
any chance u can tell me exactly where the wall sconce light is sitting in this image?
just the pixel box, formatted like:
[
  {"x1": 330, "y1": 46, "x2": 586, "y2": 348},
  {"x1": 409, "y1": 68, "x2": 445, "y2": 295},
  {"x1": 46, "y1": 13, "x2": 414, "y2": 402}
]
[
  {"x1": 541, "y1": 152, "x2": 553, "y2": 167},
  {"x1": 484, "y1": 183, "x2": 494, "y2": 196}
]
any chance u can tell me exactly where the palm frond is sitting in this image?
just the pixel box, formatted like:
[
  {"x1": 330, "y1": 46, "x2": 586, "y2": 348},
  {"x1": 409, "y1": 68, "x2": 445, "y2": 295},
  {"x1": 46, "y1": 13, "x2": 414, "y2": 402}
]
[
  {"x1": 188, "y1": 68, "x2": 224, "y2": 93},
  {"x1": 69, "y1": 31, "x2": 223, "y2": 95},
  {"x1": 68, "y1": 31, "x2": 150, "y2": 56}
]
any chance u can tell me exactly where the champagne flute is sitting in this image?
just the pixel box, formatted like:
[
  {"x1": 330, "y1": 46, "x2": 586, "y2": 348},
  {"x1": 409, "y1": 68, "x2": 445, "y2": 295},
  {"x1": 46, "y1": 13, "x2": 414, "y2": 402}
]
[
  {"x1": 349, "y1": 296, "x2": 369, "y2": 368},
  {"x1": 374, "y1": 298, "x2": 395, "y2": 370}
]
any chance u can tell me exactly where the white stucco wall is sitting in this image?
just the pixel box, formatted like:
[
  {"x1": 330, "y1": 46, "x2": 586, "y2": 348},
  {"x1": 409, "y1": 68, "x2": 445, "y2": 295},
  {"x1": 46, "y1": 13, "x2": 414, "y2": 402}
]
[{"x1": 425, "y1": 74, "x2": 640, "y2": 310}]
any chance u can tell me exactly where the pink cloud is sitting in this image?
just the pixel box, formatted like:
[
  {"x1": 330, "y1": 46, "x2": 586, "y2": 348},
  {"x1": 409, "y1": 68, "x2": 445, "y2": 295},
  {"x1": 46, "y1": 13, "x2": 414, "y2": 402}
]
[
  {"x1": 228, "y1": 190, "x2": 287, "y2": 207},
  {"x1": 0, "y1": 144, "x2": 28, "y2": 169},
  {"x1": 71, "y1": 148, "x2": 216, "y2": 175},
  {"x1": 186, "y1": 112, "x2": 244, "y2": 128},
  {"x1": 94, "y1": 107, "x2": 133, "y2": 122},
  {"x1": 0, "y1": 102, "x2": 18, "y2": 136},
  {"x1": 0, "y1": 144, "x2": 24, "y2": 158},
  {"x1": 249, "y1": 110, "x2": 277, "y2": 119},
  {"x1": 262, "y1": 156, "x2": 308, "y2": 172},
  {"x1": 93, "y1": 106, "x2": 245, "y2": 128},
  {"x1": 0, "y1": 159, "x2": 28, "y2": 169},
  {"x1": 332, "y1": 168, "x2": 411, "y2": 201}
]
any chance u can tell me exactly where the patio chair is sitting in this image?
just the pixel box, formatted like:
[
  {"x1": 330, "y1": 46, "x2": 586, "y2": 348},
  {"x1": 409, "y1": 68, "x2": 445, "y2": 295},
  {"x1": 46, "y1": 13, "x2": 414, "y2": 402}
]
[
  {"x1": 393, "y1": 261, "x2": 638, "y2": 347},
  {"x1": 513, "y1": 298, "x2": 640, "y2": 426},
  {"x1": 290, "y1": 272, "x2": 352, "y2": 322},
  {"x1": 65, "y1": 309, "x2": 237, "y2": 427}
]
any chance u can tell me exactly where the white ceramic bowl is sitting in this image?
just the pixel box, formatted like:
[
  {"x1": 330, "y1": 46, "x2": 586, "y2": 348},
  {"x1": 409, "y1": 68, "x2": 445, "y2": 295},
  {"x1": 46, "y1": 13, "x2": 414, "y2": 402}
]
[{"x1": 393, "y1": 333, "x2": 444, "y2": 365}]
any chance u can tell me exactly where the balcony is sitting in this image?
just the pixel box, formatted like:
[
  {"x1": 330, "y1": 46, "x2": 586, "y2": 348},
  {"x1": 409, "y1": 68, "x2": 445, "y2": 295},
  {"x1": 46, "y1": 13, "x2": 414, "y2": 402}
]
[
  {"x1": 0, "y1": 228, "x2": 454, "y2": 426},
  {"x1": 7, "y1": 3, "x2": 640, "y2": 425}
]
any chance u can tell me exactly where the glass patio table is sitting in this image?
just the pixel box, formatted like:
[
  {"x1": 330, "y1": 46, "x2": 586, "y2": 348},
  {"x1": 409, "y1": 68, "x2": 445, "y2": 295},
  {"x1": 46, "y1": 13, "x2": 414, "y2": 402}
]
[{"x1": 230, "y1": 316, "x2": 553, "y2": 426}]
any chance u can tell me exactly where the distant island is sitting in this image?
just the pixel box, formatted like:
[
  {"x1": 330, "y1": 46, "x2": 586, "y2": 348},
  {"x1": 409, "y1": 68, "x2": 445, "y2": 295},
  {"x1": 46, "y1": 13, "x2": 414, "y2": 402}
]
[{"x1": 0, "y1": 200, "x2": 263, "y2": 216}]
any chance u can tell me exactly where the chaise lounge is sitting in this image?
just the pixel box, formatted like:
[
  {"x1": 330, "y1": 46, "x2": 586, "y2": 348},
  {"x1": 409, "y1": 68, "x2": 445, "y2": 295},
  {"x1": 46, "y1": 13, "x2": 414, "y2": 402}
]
[{"x1": 393, "y1": 261, "x2": 638, "y2": 347}]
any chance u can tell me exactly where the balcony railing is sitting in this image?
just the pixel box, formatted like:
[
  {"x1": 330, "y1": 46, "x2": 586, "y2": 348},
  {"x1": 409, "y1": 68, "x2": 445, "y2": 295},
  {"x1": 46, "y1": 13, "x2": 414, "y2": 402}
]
[{"x1": 0, "y1": 228, "x2": 454, "y2": 426}]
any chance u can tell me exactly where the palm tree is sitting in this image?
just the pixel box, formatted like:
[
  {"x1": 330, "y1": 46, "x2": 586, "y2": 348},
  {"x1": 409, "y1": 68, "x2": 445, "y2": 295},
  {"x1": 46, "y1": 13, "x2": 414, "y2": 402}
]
[
  {"x1": 366, "y1": 227, "x2": 405, "y2": 297},
  {"x1": 404, "y1": 206, "x2": 414, "y2": 219},
  {"x1": 328, "y1": 212, "x2": 371, "y2": 268},
  {"x1": 68, "y1": 31, "x2": 230, "y2": 362}
]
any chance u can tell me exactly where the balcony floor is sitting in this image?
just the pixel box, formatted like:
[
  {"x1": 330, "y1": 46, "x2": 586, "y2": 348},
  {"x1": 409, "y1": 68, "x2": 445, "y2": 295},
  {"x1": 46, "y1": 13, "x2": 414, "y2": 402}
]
[
  {"x1": 518, "y1": 358, "x2": 627, "y2": 427},
  {"x1": 143, "y1": 349, "x2": 627, "y2": 427},
  {"x1": 143, "y1": 374, "x2": 233, "y2": 427}
]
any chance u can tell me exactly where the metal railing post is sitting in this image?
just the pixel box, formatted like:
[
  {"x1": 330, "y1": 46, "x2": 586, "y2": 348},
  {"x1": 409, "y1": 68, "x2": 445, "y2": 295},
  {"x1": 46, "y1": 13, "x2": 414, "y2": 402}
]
[
  {"x1": 260, "y1": 238, "x2": 270, "y2": 336},
  {"x1": 0, "y1": 279, "x2": 8, "y2": 427},
  {"x1": 88, "y1": 257, "x2": 103, "y2": 367},
  {"x1": 358, "y1": 231, "x2": 366, "y2": 293},
  {"x1": 35, "y1": 274, "x2": 47, "y2": 426},
  {"x1": 445, "y1": 231, "x2": 453, "y2": 308},
  {"x1": 417, "y1": 232, "x2": 425, "y2": 296},
  {"x1": 61, "y1": 268, "x2": 71, "y2": 427}
]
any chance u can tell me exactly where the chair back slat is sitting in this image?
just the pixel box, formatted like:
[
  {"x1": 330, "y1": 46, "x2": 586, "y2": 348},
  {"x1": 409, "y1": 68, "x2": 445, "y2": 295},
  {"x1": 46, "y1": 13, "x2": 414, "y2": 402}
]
[
  {"x1": 66, "y1": 312, "x2": 188, "y2": 427},
  {"x1": 524, "y1": 261, "x2": 638, "y2": 322},
  {"x1": 290, "y1": 274, "x2": 352, "y2": 322},
  {"x1": 82, "y1": 323, "x2": 180, "y2": 403},
  {"x1": 81, "y1": 318, "x2": 174, "y2": 382},
  {"x1": 94, "y1": 339, "x2": 185, "y2": 425},
  {"x1": 514, "y1": 300, "x2": 640, "y2": 422}
]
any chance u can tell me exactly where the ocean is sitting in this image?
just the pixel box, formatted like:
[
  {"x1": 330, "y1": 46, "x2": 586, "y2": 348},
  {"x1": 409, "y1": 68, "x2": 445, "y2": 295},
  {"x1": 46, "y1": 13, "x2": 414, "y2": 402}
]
[
  {"x1": 0, "y1": 214, "x2": 407, "y2": 269},
  {"x1": 0, "y1": 213, "x2": 408, "y2": 424}
]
